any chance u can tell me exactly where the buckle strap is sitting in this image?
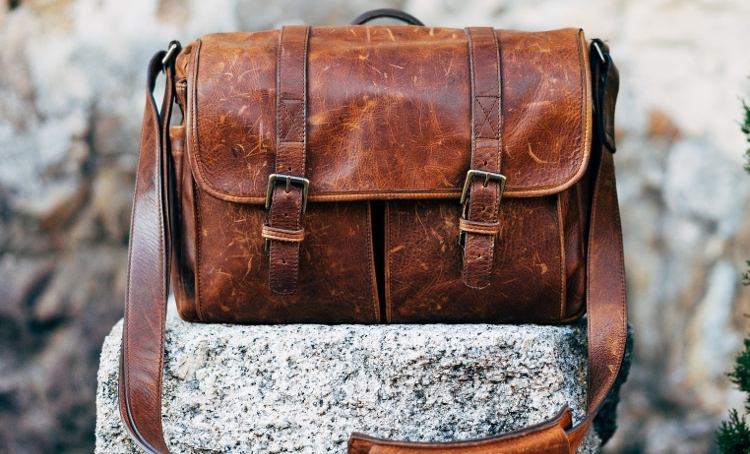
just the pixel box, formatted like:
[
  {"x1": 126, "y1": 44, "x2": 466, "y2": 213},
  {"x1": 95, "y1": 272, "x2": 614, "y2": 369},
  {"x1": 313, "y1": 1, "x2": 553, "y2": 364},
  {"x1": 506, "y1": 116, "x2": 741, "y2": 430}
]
[
  {"x1": 461, "y1": 27, "x2": 504, "y2": 290},
  {"x1": 119, "y1": 48, "x2": 176, "y2": 454},
  {"x1": 266, "y1": 25, "x2": 311, "y2": 296}
]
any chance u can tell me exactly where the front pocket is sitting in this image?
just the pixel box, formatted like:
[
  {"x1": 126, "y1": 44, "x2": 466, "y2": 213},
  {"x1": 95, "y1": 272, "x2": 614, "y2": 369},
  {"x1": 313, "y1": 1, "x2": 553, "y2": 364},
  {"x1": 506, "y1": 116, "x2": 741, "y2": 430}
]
[
  {"x1": 194, "y1": 192, "x2": 379, "y2": 324},
  {"x1": 385, "y1": 197, "x2": 567, "y2": 323}
]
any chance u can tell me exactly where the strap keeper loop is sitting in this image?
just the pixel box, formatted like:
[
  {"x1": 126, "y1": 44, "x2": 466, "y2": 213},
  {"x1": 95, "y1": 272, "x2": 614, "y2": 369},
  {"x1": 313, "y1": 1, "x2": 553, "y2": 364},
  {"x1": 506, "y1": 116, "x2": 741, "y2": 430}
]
[
  {"x1": 262, "y1": 225, "x2": 305, "y2": 251},
  {"x1": 459, "y1": 218, "x2": 500, "y2": 235},
  {"x1": 458, "y1": 218, "x2": 500, "y2": 247}
]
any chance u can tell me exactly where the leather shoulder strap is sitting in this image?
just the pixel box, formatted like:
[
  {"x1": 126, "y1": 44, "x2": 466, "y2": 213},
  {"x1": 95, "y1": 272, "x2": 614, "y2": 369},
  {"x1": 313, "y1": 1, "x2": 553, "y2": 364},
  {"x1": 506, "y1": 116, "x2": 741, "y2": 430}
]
[{"x1": 118, "y1": 50, "x2": 175, "y2": 454}]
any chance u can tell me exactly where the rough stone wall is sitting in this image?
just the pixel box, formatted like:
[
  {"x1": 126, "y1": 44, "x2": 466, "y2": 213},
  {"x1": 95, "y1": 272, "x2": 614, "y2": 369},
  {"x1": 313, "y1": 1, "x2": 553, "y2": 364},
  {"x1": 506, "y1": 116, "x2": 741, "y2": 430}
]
[{"x1": 0, "y1": 0, "x2": 748, "y2": 453}]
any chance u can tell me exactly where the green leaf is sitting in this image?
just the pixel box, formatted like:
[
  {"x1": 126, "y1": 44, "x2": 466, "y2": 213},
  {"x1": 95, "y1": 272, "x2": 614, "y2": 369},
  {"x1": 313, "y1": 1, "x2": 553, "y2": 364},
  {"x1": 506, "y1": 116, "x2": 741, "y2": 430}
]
[
  {"x1": 729, "y1": 338, "x2": 750, "y2": 399},
  {"x1": 717, "y1": 409, "x2": 750, "y2": 454}
]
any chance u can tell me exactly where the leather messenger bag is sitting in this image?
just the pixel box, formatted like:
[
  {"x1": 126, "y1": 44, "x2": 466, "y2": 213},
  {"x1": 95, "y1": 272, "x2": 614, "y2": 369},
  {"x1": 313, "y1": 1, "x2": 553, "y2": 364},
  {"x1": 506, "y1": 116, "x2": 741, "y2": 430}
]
[{"x1": 119, "y1": 8, "x2": 627, "y2": 454}]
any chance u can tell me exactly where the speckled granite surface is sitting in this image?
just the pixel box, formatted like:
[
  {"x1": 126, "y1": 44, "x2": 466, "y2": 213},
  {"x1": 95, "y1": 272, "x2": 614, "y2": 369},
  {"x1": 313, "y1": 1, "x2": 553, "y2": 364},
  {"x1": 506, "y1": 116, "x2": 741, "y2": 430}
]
[{"x1": 96, "y1": 317, "x2": 603, "y2": 453}]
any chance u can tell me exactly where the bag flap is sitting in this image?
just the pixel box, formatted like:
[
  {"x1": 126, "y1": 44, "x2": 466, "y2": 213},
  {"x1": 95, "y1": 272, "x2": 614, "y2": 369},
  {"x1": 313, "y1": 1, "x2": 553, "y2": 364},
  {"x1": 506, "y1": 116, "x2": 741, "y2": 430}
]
[{"x1": 179, "y1": 26, "x2": 592, "y2": 204}]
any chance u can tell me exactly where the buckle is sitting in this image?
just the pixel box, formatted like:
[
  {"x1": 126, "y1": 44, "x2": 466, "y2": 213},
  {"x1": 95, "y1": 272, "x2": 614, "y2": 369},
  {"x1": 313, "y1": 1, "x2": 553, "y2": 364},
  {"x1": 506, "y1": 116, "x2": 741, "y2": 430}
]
[
  {"x1": 459, "y1": 169, "x2": 507, "y2": 205},
  {"x1": 265, "y1": 173, "x2": 310, "y2": 214},
  {"x1": 593, "y1": 41, "x2": 607, "y2": 64},
  {"x1": 161, "y1": 41, "x2": 180, "y2": 72}
]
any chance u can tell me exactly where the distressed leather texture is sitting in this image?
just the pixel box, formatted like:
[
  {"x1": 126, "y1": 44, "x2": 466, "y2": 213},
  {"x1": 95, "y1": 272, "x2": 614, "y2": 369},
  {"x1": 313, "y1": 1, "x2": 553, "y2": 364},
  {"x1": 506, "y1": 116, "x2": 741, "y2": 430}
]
[
  {"x1": 184, "y1": 27, "x2": 591, "y2": 203},
  {"x1": 174, "y1": 26, "x2": 593, "y2": 323},
  {"x1": 119, "y1": 13, "x2": 627, "y2": 454}
]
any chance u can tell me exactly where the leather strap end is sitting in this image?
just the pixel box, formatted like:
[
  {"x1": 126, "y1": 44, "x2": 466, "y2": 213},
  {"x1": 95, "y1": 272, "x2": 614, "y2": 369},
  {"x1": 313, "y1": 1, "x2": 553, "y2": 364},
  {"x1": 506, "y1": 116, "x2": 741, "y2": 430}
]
[
  {"x1": 348, "y1": 434, "x2": 374, "y2": 454},
  {"x1": 347, "y1": 406, "x2": 573, "y2": 453}
]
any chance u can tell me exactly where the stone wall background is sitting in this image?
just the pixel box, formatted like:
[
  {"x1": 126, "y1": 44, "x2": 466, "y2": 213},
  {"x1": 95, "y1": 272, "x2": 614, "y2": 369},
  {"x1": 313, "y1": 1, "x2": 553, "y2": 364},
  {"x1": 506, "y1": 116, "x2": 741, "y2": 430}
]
[{"x1": 0, "y1": 0, "x2": 748, "y2": 452}]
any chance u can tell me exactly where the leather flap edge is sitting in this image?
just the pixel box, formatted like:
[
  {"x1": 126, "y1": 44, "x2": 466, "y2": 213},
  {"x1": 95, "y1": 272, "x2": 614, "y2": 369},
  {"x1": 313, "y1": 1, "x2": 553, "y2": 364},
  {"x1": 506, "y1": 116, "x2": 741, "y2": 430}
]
[{"x1": 180, "y1": 27, "x2": 592, "y2": 204}]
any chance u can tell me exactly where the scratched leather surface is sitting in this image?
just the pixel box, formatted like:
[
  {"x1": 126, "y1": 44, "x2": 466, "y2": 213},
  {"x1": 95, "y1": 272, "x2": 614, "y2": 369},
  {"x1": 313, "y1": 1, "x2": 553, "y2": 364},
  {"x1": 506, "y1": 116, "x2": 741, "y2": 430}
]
[
  {"x1": 170, "y1": 26, "x2": 592, "y2": 323},
  {"x1": 194, "y1": 196, "x2": 379, "y2": 323},
  {"x1": 386, "y1": 196, "x2": 585, "y2": 323},
  {"x1": 178, "y1": 27, "x2": 591, "y2": 203}
]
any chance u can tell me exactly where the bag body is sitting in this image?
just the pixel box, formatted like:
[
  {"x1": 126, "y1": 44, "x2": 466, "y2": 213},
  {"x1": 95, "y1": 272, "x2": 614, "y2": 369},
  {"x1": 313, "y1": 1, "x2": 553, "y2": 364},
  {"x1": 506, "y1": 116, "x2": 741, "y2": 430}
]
[
  {"x1": 119, "y1": 10, "x2": 627, "y2": 454},
  {"x1": 170, "y1": 27, "x2": 591, "y2": 325}
]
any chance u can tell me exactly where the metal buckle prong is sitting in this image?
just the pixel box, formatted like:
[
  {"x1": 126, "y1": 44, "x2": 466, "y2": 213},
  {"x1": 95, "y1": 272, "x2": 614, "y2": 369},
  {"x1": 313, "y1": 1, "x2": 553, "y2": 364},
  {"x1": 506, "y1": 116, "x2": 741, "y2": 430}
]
[
  {"x1": 161, "y1": 42, "x2": 179, "y2": 72},
  {"x1": 265, "y1": 173, "x2": 310, "y2": 214},
  {"x1": 459, "y1": 169, "x2": 507, "y2": 205},
  {"x1": 593, "y1": 41, "x2": 606, "y2": 64}
]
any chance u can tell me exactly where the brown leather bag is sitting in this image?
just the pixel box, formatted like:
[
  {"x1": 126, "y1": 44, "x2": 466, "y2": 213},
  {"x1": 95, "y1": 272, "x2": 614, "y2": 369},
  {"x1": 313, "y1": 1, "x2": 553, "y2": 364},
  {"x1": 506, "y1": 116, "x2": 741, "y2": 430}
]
[{"x1": 119, "y1": 9, "x2": 627, "y2": 453}]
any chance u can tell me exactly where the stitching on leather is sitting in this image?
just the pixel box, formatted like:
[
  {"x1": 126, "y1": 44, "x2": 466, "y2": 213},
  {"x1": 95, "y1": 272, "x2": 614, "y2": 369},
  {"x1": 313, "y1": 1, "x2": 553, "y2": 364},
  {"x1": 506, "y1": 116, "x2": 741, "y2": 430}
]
[
  {"x1": 364, "y1": 202, "x2": 379, "y2": 322},
  {"x1": 476, "y1": 96, "x2": 499, "y2": 138},
  {"x1": 269, "y1": 28, "x2": 283, "y2": 294},
  {"x1": 608, "y1": 153, "x2": 628, "y2": 392},
  {"x1": 493, "y1": 28, "x2": 503, "y2": 221},
  {"x1": 302, "y1": 26, "x2": 309, "y2": 148},
  {"x1": 156, "y1": 141, "x2": 166, "y2": 447},
  {"x1": 275, "y1": 27, "x2": 284, "y2": 147},
  {"x1": 465, "y1": 27, "x2": 478, "y2": 184},
  {"x1": 384, "y1": 201, "x2": 392, "y2": 323},
  {"x1": 557, "y1": 193, "x2": 566, "y2": 319},
  {"x1": 194, "y1": 181, "x2": 205, "y2": 321},
  {"x1": 190, "y1": 172, "x2": 592, "y2": 201},
  {"x1": 294, "y1": 26, "x2": 310, "y2": 295},
  {"x1": 155, "y1": 62, "x2": 169, "y2": 442},
  {"x1": 578, "y1": 29, "x2": 593, "y2": 192},
  {"x1": 280, "y1": 99, "x2": 304, "y2": 143},
  {"x1": 190, "y1": 40, "x2": 206, "y2": 322},
  {"x1": 462, "y1": 27, "x2": 477, "y2": 289},
  {"x1": 586, "y1": 158, "x2": 598, "y2": 400}
]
